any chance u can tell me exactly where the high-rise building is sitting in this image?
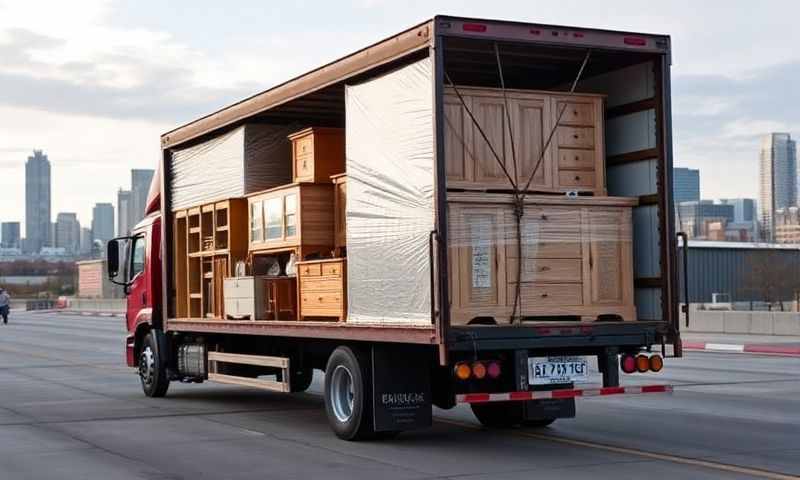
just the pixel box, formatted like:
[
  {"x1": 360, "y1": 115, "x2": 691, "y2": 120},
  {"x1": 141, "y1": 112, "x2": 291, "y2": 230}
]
[
  {"x1": 673, "y1": 167, "x2": 700, "y2": 206},
  {"x1": 24, "y1": 150, "x2": 51, "y2": 253},
  {"x1": 1, "y1": 222, "x2": 20, "y2": 249},
  {"x1": 676, "y1": 200, "x2": 734, "y2": 240},
  {"x1": 91, "y1": 203, "x2": 115, "y2": 244},
  {"x1": 54, "y1": 212, "x2": 81, "y2": 254},
  {"x1": 718, "y1": 198, "x2": 756, "y2": 223},
  {"x1": 79, "y1": 227, "x2": 92, "y2": 255},
  {"x1": 130, "y1": 169, "x2": 154, "y2": 228},
  {"x1": 759, "y1": 133, "x2": 797, "y2": 241},
  {"x1": 117, "y1": 189, "x2": 132, "y2": 236}
]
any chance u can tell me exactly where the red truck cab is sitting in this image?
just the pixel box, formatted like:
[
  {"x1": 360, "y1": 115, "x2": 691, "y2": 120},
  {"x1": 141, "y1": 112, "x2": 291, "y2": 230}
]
[{"x1": 108, "y1": 172, "x2": 162, "y2": 368}]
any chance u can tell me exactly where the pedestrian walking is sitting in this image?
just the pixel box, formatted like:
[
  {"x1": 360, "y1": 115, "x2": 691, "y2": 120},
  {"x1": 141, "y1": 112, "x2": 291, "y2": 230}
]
[{"x1": 0, "y1": 288, "x2": 10, "y2": 324}]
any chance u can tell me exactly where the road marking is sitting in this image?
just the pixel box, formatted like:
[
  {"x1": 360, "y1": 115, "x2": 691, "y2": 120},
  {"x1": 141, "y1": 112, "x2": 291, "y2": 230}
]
[
  {"x1": 705, "y1": 343, "x2": 745, "y2": 352},
  {"x1": 436, "y1": 419, "x2": 798, "y2": 480}
]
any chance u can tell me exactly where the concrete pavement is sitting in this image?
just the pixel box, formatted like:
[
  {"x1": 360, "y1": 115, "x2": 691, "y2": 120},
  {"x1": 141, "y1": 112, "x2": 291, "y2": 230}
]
[{"x1": 0, "y1": 312, "x2": 798, "y2": 479}]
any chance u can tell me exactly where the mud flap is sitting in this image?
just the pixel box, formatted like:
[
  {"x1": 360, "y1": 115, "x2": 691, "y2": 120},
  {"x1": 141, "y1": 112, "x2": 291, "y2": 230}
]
[{"x1": 371, "y1": 345, "x2": 432, "y2": 432}]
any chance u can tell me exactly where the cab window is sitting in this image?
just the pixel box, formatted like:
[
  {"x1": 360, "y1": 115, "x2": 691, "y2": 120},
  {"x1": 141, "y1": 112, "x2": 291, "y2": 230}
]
[{"x1": 130, "y1": 236, "x2": 146, "y2": 279}]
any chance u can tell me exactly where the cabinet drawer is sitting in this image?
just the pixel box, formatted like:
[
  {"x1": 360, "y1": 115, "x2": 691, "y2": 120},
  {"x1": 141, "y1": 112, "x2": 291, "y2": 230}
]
[
  {"x1": 507, "y1": 282, "x2": 583, "y2": 306},
  {"x1": 507, "y1": 258, "x2": 582, "y2": 283},
  {"x1": 301, "y1": 290, "x2": 343, "y2": 309},
  {"x1": 295, "y1": 152, "x2": 313, "y2": 180},
  {"x1": 321, "y1": 262, "x2": 343, "y2": 277},
  {"x1": 299, "y1": 263, "x2": 321, "y2": 277},
  {"x1": 558, "y1": 170, "x2": 596, "y2": 188},
  {"x1": 509, "y1": 240, "x2": 582, "y2": 259},
  {"x1": 558, "y1": 149, "x2": 596, "y2": 170},
  {"x1": 295, "y1": 135, "x2": 314, "y2": 157},
  {"x1": 519, "y1": 208, "x2": 581, "y2": 232},
  {"x1": 557, "y1": 127, "x2": 594, "y2": 148},
  {"x1": 301, "y1": 277, "x2": 341, "y2": 291},
  {"x1": 557, "y1": 102, "x2": 594, "y2": 126}
]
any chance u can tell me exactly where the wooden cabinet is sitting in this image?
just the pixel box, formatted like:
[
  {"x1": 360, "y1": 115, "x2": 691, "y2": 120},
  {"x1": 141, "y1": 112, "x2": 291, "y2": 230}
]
[
  {"x1": 447, "y1": 193, "x2": 636, "y2": 325},
  {"x1": 288, "y1": 127, "x2": 345, "y2": 183},
  {"x1": 331, "y1": 174, "x2": 347, "y2": 248},
  {"x1": 173, "y1": 199, "x2": 248, "y2": 319},
  {"x1": 248, "y1": 183, "x2": 334, "y2": 257},
  {"x1": 443, "y1": 87, "x2": 605, "y2": 195},
  {"x1": 297, "y1": 258, "x2": 346, "y2": 321}
]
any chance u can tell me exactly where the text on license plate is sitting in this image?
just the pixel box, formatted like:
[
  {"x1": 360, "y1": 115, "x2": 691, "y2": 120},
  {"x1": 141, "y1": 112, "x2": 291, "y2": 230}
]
[{"x1": 528, "y1": 356, "x2": 589, "y2": 385}]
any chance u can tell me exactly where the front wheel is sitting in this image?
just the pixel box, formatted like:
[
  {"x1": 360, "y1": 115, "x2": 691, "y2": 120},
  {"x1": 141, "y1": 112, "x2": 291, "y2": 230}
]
[
  {"x1": 139, "y1": 332, "x2": 169, "y2": 397},
  {"x1": 324, "y1": 346, "x2": 375, "y2": 440}
]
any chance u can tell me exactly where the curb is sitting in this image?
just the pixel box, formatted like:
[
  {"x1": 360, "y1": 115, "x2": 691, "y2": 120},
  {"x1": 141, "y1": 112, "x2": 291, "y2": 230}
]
[{"x1": 683, "y1": 342, "x2": 800, "y2": 357}]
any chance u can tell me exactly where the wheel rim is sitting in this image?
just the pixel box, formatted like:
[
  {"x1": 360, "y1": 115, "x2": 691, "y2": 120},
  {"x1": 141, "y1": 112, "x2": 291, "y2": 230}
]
[
  {"x1": 330, "y1": 365, "x2": 355, "y2": 423},
  {"x1": 139, "y1": 345, "x2": 155, "y2": 387}
]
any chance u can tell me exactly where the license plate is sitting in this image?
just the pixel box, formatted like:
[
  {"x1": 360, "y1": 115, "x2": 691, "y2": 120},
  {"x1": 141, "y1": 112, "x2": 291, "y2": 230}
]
[{"x1": 528, "y1": 356, "x2": 589, "y2": 385}]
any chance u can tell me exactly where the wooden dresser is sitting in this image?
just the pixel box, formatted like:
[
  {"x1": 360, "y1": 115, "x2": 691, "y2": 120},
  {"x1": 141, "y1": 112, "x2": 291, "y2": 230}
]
[
  {"x1": 296, "y1": 258, "x2": 346, "y2": 321},
  {"x1": 288, "y1": 127, "x2": 345, "y2": 183},
  {"x1": 443, "y1": 87, "x2": 605, "y2": 195},
  {"x1": 447, "y1": 193, "x2": 636, "y2": 325}
]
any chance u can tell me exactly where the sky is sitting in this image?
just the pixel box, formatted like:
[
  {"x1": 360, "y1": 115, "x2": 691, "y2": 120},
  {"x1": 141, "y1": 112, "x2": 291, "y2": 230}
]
[{"x1": 1, "y1": 0, "x2": 799, "y2": 232}]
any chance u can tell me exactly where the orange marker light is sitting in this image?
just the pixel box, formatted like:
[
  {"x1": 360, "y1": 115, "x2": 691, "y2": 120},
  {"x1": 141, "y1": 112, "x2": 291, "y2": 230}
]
[
  {"x1": 649, "y1": 354, "x2": 664, "y2": 372},
  {"x1": 454, "y1": 362, "x2": 471, "y2": 380},
  {"x1": 636, "y1": 354, "x2": 650, "y2": 373},
  {"x1": 472, "y1": 362, "x2": 487, "y2": 379}
]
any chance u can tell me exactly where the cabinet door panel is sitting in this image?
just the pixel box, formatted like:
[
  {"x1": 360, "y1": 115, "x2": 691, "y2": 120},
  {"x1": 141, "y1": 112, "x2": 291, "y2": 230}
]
[
  {"x1": 586, "y1": 209, "x2": 631, "y2": 305},
  {"x1": 472, "y1": 96, "x2": 513, "y2": 187},
  {"x1": 511, "y1": 97, "x2": 551, "y2": 189},
  {"x1": 443, "y1": 95, "x2": 471, "y2": 183}
]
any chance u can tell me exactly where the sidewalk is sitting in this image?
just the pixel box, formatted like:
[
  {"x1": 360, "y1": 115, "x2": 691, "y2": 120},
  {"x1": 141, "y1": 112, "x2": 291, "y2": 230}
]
[{"x1": 681, "y1": 332, "x2": 800, "y2": 356}]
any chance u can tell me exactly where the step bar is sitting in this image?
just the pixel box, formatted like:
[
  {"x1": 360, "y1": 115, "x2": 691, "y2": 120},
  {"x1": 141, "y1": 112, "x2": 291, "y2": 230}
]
[
  {"x1": 207, "y1": 351, "x2": 291, "y2": 393},
  {"x1": 456, "y1": 384, "x2": 672, "y2": 404}
]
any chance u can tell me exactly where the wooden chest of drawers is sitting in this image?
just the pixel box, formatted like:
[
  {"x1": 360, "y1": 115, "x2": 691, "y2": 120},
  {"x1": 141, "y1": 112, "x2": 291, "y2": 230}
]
[
  {"x1": 288, "y1": 127, "x2": 345, "y2": 184},
  {"x1": 443, "y1": 87, "x2": 605, "y2": 195},
  {"x1": 297, "y1": 258, "x2": 346, "y2": 321},
  {"x1": 447, "y1": 193, "x2": 636, "y2": 325}
]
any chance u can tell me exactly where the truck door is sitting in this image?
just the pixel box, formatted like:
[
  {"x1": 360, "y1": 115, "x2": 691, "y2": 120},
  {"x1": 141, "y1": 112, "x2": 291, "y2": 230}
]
[{"x1": 126, "y1": 233, "x2": 148, "y2": 330}]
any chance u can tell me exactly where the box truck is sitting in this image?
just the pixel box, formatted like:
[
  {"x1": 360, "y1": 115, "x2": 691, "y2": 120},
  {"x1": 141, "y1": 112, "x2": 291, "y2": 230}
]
[{"x1": 108, "y1": 16, "x2": 681, "y2": 440}]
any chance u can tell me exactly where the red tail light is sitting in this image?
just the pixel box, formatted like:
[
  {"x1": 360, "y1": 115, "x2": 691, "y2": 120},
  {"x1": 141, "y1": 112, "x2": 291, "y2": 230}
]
[
  {"x1": 487, "y1": 361, "x2": 502, "y2": 379},
  {"x1": 621, "y1": 354, "x2": 637, "y2": 374},
  {"x1": 624, "y1": 36, "x2": 647, "y2": 46}
]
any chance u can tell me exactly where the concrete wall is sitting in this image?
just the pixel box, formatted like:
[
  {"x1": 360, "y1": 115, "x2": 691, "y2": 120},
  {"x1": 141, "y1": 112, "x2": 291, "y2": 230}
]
[
  {"x1": 65, "y1": 297, "x2": 126, "y2": 313},
  {"x1": 681, "y1": 309, "x2": 800, "y2": 336}
]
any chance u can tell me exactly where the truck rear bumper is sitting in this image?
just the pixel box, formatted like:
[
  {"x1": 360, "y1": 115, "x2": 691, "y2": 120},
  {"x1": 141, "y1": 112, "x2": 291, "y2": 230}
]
[
  {"x1": 447, "y1": 321, "x2": 671, "y2": 353},
  {"x1": 457, "y1": 384, "x2": 672, "y2": 404}
]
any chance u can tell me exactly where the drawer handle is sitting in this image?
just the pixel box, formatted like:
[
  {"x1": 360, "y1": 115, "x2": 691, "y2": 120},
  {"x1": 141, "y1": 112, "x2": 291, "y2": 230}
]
[
  {"x1": 539, "y1": 266, "x2": 550, "y2": 272},
  {"x1": 318, "y1": 296, "x2": 323, "y2": 301},
  {"x1": 541, "y1": 293, "x2": 549, "y2": 298},
  {"x1": 574, "y1": 155, "x2": 580, "y2": 161},
  {"x1": 541, "y1": 214, "x2": 548, "y2": 220},
  {"x1": 574, "y1": 175, "x2": 581, "y2": 181},
  {"x1": 573, "y1": 110, "x2": 578, "y2": 115}
]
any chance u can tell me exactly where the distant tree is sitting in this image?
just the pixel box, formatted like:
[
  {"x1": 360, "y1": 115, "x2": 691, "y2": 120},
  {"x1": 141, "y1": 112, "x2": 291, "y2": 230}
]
[{"x1": 739, "y1": 250, "x2": 797, "y2": 311}]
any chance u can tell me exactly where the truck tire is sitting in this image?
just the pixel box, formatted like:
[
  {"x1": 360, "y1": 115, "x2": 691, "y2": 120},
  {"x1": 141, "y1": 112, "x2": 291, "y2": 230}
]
[
  {"x1": 139, "y1": 332, "x2": 170, "y2": 398},
  {"x1": 324, "y1": 346, "x2": 375, "y2": 440},
  {"x1": 471, "y1": 402, "x2": 525, "y2": 427}
]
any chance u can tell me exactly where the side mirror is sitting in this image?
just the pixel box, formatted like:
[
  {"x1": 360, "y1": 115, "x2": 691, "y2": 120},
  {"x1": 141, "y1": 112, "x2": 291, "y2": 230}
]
[{"x1": 107, "y1": 239, "x2": 120, "y2": 280}]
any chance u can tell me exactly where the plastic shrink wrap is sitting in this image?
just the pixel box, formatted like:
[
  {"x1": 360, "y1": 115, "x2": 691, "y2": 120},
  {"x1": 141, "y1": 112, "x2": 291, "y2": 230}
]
[
  {"x1": 169, "y1": 124, "x2": 296, "y2": 211},
  {"x1": 344, "y1": 58, "x2": 434, "y2": 325}
]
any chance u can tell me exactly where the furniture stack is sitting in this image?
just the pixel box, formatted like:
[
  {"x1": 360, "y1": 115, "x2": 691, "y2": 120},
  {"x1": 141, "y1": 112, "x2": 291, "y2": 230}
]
[{"x1": 444, "y1": 86, "x2": 637, "y2": 325}]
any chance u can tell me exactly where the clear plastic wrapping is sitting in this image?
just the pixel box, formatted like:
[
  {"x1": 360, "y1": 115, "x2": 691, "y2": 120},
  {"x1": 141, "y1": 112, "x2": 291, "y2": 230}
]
[
  {"x1": 169, "y1": 124, "x2": 296, "y2": 211},
  {"x1": 345, "y1": 58, "x2": 434, "y2": 325},
  {"x1": 446, "y1": 195, "x2": 636, "y2": 325}
]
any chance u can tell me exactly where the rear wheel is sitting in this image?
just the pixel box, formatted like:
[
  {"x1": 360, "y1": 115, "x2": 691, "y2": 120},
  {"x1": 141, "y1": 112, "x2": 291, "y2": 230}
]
[
  {"x1": 139, "y1": 333, "x2": 169, "y2": 398},
  {"x1": 324, "y1": 346, "x2": 375, "y2": 440}
]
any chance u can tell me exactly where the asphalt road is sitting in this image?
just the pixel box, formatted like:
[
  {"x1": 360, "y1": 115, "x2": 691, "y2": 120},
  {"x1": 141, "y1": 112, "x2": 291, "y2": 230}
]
[{"x1": 0, "y1": 312, "x2": 798, "y2": 480}]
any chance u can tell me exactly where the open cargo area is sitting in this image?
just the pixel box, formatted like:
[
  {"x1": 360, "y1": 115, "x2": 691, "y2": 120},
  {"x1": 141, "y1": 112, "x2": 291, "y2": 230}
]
[{"x1": 161, "y1": 17, "x2": 678, "y2": 354}]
